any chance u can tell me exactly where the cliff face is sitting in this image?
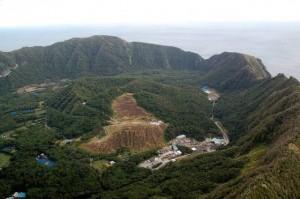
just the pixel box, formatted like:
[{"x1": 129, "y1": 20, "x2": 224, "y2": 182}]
[
  {"x1": 0, "y1": 36, "x2": 206, "y2": 87},
  {"x1": 203, "y1": 52, "x2": 272, "y2": 90},
  {"x1": 0, "y1": 52, "x2": 15, "y2": 76},
  {"x1": 130, "y1": 42, "x2": 204, "y2": 70}
]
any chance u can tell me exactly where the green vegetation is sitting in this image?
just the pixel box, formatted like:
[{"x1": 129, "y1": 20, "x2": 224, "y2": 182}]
[
  {"x1": 203, "y1": 52, "x2": 271, "y2": 90},
  {"x1": 46, "y1": 78, "x2": 123, "y2": 138},
  {"x1": 239, "y1": 145, "x2": 267, "y2": 175},
  {"x1": 0, "y1": 36, "x2": 270, "y2": 93},
  {"x1": 0, "y1": 92, "x2": 45, "y2": 133},
  {"x1": 99, "y1": 149, "x2": 244, "y2": 199},
  {"x1": 0, "y1": 70, "x2": 299, "y2": 199},
  {"x1": 0, "y1": 36, "x2": 299, "y2": 198},
  {"x1": 0, "y1": 126, "x2": 102, "y2": 198},
  {"x1": 204, "y1": 74, "x2": 300, "y2": 199},
  {"x1": 0, "y1": 153, "x2": 10, "y2": 168},
  {"x1": 46, "y1": 73, "x2": 217, "y2": 140},
  {"x1": 91, "y1": 160, "x2": 110, "y2": 171},
  {"x1": 127, "y1": 80, "x2": 217, "y2": 140},
  {"x1": 0, "y1": 36, "x2": 208, "y2": 92}
]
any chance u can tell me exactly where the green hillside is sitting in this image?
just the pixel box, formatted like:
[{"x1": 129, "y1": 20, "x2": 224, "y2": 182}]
[
  {"x1": 204, "y1": 74, "x2": 300, "y2": 198},
  {"x1": 46, "y1": 72, "x2": 216, "y2": 140},
  {"x1": 0, "y1": 36, "x2": 298, "y2": 199},
  {"x1": 0, "y1": 36, "x2": 270, "y2": 93},
  {"x1": 203, "y1": 52, "x2": 271, "y2": 90}
]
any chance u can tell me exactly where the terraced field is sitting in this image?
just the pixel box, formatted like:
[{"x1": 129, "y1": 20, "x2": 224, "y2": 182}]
[{"x1": 81, "y1": 93, "x2": 166, "y2": 153}]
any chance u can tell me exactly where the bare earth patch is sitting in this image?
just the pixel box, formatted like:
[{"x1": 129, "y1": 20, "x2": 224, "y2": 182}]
[
  {"x1": 81, "y1": 93, "x2": 166, "y2": 154},
  {"x1": 288, "y1": 143, "x2": 300, "y2": 155}
]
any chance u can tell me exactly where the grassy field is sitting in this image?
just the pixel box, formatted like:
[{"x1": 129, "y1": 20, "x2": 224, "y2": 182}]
[
  {"x1": 91, "y1": 160, "x2": 110, "y2": 171},
  {"x1": 0, "y1": 153, "x2": 10, "y2": 168},
  {"x1": 240, "y1": 145, "x2": 267, "y2": 175}
]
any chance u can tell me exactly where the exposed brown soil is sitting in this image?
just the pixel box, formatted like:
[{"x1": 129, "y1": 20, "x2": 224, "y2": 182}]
[
  {"x1": 112, "y1": 93, "x2": 149, "y2": 120},
  {"x1": 81, "y1": 93, "x2": 166, "y2": 154}
]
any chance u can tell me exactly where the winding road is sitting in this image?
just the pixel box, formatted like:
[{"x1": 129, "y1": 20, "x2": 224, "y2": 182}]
[
  {"x1": 213, "y1": 120, "x2": 230, "y2": 145},
  {"x1": 202, "y1": 86, "x2": 230, "y2": 145}
]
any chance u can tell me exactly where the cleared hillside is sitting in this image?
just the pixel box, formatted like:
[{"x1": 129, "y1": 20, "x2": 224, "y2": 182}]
[
  {"x1": 81, "y1": 93, "x2": 166, "y2": 153},
  {"x1": 45, "y1": 72, "x2": 217, "y2": 141}
]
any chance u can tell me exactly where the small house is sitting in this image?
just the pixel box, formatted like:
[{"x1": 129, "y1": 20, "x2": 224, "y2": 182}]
[
  {"x1": 13, "y1": 192, "x2": 26, "y2": 198},
  {"x1": 109, "y1": 161, "x2": 116, "y2": 165},
  {"x1": 171, "y1": 144, "x2": 178, "y2": 151},
  {"x1": 176, "y1": 134, "x2": 186, "y2": 139}
]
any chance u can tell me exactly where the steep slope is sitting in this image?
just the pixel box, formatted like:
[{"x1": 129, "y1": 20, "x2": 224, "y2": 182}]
[
  {"x1": 203, "y1": 52, "x2": 271, "y2": 90},
  {"x1": 216, "y1": 74, "x2": 299, "y2": 143},
  {"x1": 0, "y1": 52, "x2": 12, "y2": 73},
  {"x1": 130, "y1": 42, "x2": 204, "y2": 70},
  {"x1": 0, "y1": 36, "x2": 271, "y2": 93},
  {"x1": 46, "y1": 77, "x2": 131, "y2": 138},
  {"x1": 89, "y1": 74, "x2": 300, "y2": 199},
  {"x1": 203, "y1": 75, "x2": 300, "y2": 199},
  {"x1": 46, "y1": 74, "x2": 216, "y2": 141},
  {"x1": 0, "y1": 36, "x2": 206, "y2": 90}
]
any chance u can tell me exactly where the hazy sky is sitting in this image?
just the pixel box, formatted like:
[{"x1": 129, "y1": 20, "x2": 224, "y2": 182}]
[{"x1": 0, "y1": 0, "x2": 300, "y2": 27}]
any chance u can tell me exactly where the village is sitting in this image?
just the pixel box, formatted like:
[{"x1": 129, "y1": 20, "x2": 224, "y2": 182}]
[
  {"x1": 139, "y1": 86, "x2": 228, "y2": 170},
  {"x1": 138, "y1": 134, "x2": 227, "y2": 170}
]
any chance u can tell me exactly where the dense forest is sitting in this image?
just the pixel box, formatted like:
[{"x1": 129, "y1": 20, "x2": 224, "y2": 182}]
[{"x1": 0, "y1": 70, "x2": 298, "y2": 198}]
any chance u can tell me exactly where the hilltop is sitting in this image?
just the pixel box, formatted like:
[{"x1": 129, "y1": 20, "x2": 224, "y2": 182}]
[{"x1": 0, "y1": 35, "x2": 270, "y2": 92}]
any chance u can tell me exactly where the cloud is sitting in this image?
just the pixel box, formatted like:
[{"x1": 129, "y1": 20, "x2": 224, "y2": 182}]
[{"x1": 0, "y1": 0, "x2": 300, "y2": 27}]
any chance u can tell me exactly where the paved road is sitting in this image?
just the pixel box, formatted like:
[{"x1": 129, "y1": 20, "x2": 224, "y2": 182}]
[
  {"x1": 213, "y1": 120, "x2": 230, "y2": 145},
  {"x1": 203, "y1": 87, "x2": 230, "y2": 145}
]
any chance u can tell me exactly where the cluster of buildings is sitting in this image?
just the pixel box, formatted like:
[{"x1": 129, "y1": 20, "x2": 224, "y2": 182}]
[
  {"x1": 201, "y1": 86, "x2": 220, "y2": 101},
  {"x1": 139, "y1": 134, "x2": 226, "y2": 170},
  {"x1": 139, "y1": 144, "x2": 183, "y2": 170}
]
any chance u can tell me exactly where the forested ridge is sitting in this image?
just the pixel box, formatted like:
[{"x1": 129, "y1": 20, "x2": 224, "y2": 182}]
[{"x1": 0, "y1": 36, "x2": 270, "y2": 93}]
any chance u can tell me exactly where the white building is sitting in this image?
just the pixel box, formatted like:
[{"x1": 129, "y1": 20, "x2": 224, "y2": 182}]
[{"x1": 176, "y1": 134, "x2": 186, "y2": 139}]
